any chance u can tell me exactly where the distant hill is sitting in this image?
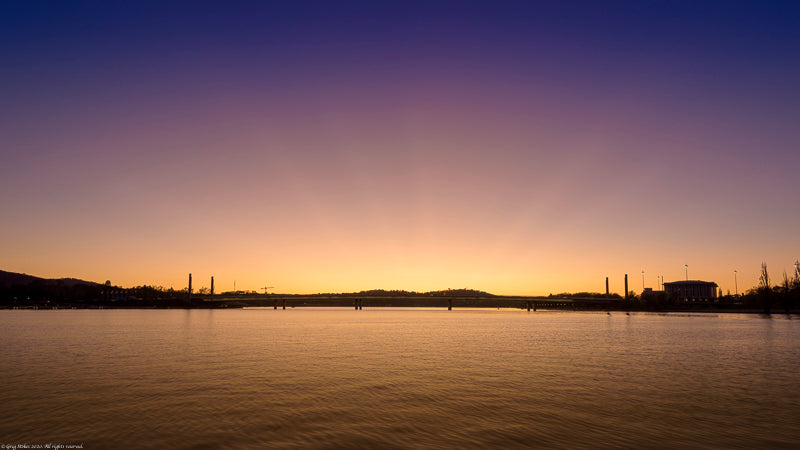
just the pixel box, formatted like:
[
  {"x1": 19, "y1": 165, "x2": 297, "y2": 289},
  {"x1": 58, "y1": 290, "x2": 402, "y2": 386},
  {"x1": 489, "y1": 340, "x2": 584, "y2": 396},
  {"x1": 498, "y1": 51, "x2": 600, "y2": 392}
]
[
  {"x1": 354, "y1": 288, "x2": 495, "y2": 297},
  {"x1": 425, "y1": 288, "x2": 495, "y2": 297},
  {"x1": 0, "y1": 270, "x2": 102, "y2": 287}
]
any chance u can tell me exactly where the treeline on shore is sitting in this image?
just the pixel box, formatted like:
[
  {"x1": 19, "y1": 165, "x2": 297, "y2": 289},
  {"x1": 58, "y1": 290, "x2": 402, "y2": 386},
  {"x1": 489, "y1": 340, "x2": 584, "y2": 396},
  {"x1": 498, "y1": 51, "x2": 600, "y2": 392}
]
[{"x1": 742, "y1": 262, "x2": 799, "y2": 313}]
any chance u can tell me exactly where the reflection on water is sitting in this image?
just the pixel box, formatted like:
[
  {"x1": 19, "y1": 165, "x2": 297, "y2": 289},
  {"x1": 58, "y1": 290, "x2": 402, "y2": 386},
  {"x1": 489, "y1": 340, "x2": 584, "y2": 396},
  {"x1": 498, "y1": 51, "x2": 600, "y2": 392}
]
[{"x1": 1, "y1": 309, "x2": 798, "y2": 448}]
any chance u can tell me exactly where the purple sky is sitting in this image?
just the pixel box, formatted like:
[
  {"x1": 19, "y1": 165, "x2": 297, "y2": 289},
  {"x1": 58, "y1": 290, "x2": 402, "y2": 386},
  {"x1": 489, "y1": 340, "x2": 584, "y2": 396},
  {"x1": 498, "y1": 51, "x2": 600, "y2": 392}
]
[{"x1": 2, "y1": 1, "x2": 799, "y2": 294}]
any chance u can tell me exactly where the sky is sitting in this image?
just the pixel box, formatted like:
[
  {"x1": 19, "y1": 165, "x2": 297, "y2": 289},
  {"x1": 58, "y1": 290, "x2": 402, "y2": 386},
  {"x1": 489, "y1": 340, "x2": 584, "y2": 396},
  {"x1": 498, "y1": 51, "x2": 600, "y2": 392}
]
[{"x1": 2, "y1": 1, "x2": 799, "y2": 295}]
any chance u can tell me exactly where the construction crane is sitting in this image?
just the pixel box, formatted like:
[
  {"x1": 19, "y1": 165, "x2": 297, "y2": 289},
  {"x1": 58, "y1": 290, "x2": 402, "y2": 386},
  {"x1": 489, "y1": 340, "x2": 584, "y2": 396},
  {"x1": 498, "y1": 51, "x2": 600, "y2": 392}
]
[{"x1": 262, "y1": 286, "x2": 274, "y2": 295}]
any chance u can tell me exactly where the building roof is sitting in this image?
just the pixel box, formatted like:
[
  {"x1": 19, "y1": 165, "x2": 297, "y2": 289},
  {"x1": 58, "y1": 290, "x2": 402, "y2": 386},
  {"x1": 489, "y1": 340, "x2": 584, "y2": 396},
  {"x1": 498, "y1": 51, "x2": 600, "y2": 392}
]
[{"x1": 663, "y1": 280, "x2": 718, "y2": 286}]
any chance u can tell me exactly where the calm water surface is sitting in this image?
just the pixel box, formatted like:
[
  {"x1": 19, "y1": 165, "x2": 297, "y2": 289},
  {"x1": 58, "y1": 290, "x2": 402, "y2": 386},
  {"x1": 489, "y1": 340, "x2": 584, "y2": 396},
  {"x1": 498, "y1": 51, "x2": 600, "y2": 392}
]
[{"x1": 1, "y1": 309, "x2": 798, "y2": 449}]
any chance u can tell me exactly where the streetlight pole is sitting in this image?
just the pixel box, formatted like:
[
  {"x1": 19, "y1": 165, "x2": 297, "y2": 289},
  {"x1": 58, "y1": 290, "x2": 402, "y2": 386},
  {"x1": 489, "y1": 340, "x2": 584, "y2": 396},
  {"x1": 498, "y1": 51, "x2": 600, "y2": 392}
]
[
  {"x1": 685, "y1": 264, "x2": 688, "y2": 281},
  {"x1": 794, "y1": 262, "x2": 799, "y2": 292},
  {"x1": 734, "y1": 270, "x2": 738, "y2": 296},
  {"x1": 642, "y1": 270, "x2": 645, "y2": 290}
]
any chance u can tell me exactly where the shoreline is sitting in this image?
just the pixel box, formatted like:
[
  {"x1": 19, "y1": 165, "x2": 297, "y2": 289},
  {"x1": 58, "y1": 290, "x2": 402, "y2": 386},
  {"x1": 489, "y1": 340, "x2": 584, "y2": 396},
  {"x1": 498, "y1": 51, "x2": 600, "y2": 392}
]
[{"x1": 2, "y1": 298, "x2": 796, "y2": 315}]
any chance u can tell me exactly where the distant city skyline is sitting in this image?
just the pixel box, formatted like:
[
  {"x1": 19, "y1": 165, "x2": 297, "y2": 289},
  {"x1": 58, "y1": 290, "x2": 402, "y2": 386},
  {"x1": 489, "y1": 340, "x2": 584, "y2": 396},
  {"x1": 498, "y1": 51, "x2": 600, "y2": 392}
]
[{"x1": 2, "y1": 1, "x2": 798, "y2": 295}]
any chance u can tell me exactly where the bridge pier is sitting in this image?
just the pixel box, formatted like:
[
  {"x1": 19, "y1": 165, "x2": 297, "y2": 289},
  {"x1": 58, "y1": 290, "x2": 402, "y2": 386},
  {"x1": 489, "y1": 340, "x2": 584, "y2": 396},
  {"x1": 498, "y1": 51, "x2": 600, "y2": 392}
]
[
  {"x1": 448, "y1": 299, "x2": 452, "y2": 310},
  {"x1": 282, "y1": 300, "x2": 286, "y2": 310}
]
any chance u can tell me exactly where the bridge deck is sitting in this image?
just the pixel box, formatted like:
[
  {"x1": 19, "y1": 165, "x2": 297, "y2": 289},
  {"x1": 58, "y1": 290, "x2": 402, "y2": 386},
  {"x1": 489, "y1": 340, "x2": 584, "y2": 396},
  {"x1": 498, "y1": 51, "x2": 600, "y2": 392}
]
[{"x1": 197, "y1": 295, "x2": 614, "y2": 309}]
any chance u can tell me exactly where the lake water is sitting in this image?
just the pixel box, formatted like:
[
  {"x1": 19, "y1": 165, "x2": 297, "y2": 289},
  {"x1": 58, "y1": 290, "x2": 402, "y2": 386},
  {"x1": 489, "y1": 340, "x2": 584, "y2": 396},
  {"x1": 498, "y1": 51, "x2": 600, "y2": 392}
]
[{"x1": 1, "y1": 309, "x2": 798, "y2": 449}]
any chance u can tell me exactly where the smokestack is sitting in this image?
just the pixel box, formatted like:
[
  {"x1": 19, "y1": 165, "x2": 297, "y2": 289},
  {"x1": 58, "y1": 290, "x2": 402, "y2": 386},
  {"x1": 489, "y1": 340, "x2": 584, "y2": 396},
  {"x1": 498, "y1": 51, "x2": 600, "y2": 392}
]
[
  {"x1": 210, "y1": 276, "x2": 214, "y2": 296},
  {"x1": 624, "y1": 274, "x2": 628, "y2": 299},
  {"x1": 606, "y1": 277, "x2": 609, "y2": 298},
  {"x1": 188, "y1": 273, "x2": 192, "y2": 295}
]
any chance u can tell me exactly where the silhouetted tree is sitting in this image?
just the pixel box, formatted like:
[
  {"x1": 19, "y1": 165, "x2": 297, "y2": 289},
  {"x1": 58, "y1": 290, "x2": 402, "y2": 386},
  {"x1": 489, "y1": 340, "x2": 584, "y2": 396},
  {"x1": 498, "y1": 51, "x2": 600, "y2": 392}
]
[
  {"x1": 778, "y1": 271, "x2": 792, "y2": 313},
  {"x1": 641, "y1": 290, "x2": 670, "y2": 310},
  {"x1": 758, "y1": 262, "x2": 773, "y2": 313}
]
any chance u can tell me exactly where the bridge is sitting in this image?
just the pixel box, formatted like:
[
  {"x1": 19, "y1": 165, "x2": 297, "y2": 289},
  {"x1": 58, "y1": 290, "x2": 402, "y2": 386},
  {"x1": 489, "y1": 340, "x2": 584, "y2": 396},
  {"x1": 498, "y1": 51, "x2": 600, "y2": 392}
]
[{"x1": 197, "y1": 295, "x2": 616, "y2": 310}]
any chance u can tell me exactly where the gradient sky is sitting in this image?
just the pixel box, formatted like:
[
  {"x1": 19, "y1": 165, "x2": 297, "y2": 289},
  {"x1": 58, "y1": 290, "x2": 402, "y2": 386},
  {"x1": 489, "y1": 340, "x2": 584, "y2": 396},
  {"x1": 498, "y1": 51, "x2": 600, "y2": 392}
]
[{"x1": 2, "y1": 1, "x2": 799, "y2": 295}]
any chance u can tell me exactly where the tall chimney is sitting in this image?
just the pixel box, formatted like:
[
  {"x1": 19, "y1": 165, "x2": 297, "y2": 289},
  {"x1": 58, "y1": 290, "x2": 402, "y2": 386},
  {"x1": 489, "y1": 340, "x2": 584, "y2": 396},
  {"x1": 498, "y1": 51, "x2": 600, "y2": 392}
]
[
  {"x1": 210, "y1": 276, "x2": 214, "y2": 296},
  {"x1": 188, "y1": 273, "x2": 192, "y2": 295},
  {"x1": 624, "y1": 274, "x2": 628, "y2": 299},
  {"x1": 606, "y1": 277, "x2": 609, "y2": 298}
]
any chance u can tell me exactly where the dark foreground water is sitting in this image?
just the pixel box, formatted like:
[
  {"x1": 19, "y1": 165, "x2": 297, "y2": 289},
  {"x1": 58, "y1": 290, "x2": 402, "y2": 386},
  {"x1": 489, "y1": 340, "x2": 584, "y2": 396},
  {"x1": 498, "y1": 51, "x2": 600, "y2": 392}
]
[{"x1": 1, "y1": 309, "x2": 798, "y2": 449}]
